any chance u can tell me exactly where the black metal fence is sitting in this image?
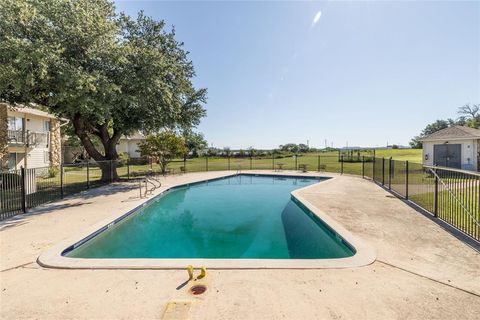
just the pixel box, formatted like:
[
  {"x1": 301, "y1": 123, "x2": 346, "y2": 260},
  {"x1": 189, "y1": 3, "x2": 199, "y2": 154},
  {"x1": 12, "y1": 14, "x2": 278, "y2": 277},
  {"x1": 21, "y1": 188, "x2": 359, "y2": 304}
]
[
  {"x1": 364, "y1": 157, "x2": 479, "y2": 242},
  {"x1": 1, "y1": 155, "x2": 478, "y2": 243}
]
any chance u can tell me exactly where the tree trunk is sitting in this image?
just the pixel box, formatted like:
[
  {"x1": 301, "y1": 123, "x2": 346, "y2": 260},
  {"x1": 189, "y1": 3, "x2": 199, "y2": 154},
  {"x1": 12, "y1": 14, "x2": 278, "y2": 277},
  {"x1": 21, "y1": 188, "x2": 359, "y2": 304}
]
[{"x1": 72, "y1": 114, "x2": 121, "y2": 182}]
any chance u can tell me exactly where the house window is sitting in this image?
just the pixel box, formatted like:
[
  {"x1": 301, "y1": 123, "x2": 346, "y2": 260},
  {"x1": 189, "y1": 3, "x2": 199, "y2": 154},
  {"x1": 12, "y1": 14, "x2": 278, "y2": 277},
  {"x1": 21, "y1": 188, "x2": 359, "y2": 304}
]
[
  {"x1": 44, "y1": 120, "x2": 50, "y2": 132},
  {"x1": 8, "y1": 117, "x2": 23, "y2": 131},
  {"x1": 8, "y1": 153, "x2": 17, "y2": 170},
  {"x1": 44, "y1": 151, "x2": 50, "y2": 164},
  {"x1": 7, "y1": 153, "x2": 24, "y2": 170}
]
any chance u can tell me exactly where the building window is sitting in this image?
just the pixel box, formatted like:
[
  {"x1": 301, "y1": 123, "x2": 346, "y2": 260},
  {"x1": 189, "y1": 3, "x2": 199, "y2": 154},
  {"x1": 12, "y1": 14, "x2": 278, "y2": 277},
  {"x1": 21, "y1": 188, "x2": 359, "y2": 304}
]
[
  {"x1": 8, "y1": 153, "x2": 17, "y2": 170},
  {"x1": 44, "y1": 120, "x2": 50, "y2": 132},
  {"x1": 8, "y1": 117, "x2": 23, "y2": 131}
]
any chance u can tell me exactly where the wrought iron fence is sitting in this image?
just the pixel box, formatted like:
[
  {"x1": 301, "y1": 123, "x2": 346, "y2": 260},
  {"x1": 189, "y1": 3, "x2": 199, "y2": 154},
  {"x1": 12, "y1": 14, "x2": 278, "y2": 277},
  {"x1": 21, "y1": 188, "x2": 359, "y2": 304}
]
[
  {"x1": 364, "y1": 158, "x2": 479, "y2": 242},
  {"x1": 0, "y1": 154, "x2": 478, "y2": 243}
]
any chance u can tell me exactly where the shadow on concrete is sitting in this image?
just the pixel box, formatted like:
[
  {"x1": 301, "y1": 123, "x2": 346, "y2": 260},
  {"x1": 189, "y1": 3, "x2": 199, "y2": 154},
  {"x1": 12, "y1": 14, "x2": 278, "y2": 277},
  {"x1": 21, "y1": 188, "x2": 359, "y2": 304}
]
[
  {"x1": 0, "y1": 183, "x2": 140, "y2": 231},
  {"x1": 375, "y1": 182, "x2": 480, "y2": 252}
]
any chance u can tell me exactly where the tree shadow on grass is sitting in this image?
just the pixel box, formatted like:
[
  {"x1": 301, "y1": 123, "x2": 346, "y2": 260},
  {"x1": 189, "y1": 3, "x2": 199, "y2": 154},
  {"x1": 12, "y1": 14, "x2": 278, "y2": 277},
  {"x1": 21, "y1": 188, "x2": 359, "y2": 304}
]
[{"x1": 0, "y1": 183, "x2": 141, "y2": 231}]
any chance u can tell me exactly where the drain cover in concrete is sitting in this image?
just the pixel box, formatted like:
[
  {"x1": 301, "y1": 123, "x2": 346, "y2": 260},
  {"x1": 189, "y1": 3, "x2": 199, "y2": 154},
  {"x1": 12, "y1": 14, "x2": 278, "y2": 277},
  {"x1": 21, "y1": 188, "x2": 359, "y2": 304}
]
[{"x1": 162, "y1": 301, "x2": 192, "y2": 320}]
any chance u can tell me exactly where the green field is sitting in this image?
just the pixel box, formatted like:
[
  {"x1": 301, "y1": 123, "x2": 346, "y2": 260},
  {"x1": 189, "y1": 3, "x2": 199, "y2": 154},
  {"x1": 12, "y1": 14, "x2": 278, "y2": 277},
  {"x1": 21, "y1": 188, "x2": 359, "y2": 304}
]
[
  {"x1": 59, "y1": 148, "x2": 423, "y2": 184},
  {"x1": 374, "y1": 148, "x2": 422, "y2": 162}
]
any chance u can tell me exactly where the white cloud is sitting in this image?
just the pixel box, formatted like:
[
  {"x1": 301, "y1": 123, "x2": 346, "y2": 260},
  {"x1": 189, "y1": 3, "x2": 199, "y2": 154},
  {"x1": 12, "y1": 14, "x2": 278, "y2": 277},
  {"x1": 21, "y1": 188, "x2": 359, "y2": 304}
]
[{"x1": 312, "y1": 10, "x2": 322, "y2": 27}]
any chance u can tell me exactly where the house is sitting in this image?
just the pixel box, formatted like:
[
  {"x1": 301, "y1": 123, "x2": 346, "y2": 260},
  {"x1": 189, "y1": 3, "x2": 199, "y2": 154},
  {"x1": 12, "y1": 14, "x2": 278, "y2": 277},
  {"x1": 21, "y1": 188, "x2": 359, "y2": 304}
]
[
  {"x1": 117, "y1": 132, "x2": 146, "y2": 158},
  {"x1": 0, "y1": 103, "x2": 65, "y2": 170},
  {"x1": 419, "y1": 125, "x2": 480, "y2": 171}
]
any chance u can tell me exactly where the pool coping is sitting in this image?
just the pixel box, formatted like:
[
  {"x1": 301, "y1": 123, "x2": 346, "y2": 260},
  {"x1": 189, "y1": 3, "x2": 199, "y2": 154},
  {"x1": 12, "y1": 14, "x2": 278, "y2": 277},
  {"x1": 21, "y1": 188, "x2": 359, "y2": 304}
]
[{"x1": 38, "y1": 172, "x2": 376, "y2": 269}]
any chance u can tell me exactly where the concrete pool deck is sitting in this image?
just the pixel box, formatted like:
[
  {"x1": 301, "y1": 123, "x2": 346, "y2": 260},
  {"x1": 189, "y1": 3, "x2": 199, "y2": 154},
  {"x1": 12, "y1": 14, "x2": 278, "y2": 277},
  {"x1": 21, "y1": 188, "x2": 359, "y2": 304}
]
[{"x1": 1, "y1": 171, "x2": 479, "y2": 319}]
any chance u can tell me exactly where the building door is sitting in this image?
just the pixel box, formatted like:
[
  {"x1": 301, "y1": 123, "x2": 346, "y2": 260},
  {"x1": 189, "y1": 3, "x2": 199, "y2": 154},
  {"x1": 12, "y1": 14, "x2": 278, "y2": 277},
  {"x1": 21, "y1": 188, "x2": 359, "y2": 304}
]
[{"x1": 433, "y1": 144, "x2": 461, "y2": 169}]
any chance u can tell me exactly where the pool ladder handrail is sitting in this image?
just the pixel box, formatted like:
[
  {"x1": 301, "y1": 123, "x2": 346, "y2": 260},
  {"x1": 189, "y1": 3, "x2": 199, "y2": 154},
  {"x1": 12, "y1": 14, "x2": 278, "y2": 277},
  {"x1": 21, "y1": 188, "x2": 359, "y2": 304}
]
[
  {"x1": 138, "y1": 171, "x2": 162, "y2": 198},
  {"x1": 147, "y1": 170, "x2": 162, "y2": 189}
]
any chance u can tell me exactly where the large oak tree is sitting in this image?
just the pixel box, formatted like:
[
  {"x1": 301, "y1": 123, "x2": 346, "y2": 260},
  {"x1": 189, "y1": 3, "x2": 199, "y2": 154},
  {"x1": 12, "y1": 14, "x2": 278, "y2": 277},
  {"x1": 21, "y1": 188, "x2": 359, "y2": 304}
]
[{"x1": 0, "y1": 0, "x2": 206, "y2": 180}]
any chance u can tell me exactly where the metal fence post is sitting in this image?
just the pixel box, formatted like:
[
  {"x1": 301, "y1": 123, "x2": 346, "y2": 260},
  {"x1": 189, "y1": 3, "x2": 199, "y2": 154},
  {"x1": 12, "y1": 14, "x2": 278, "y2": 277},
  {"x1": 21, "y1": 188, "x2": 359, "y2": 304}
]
[
  {"x1": 250, "y1": 156, "x2": 252, "y2": 170},
  {"x1": 127, "y1": 158, "x2": 130, "y2": 180},
  {"x1": 362, "y1": 156, "x2": 365, "y2": 178},
  {"x1": 110, "y1": 160, "x2": 113, "y2": 182},
  {"x1": 388, "y1": 158, "x2": 392, "y2": 190},
  {"x1": 184, "y1": 158, "x2": 187, "y2": 172},
  {"x1": 434, "y1": 168, "x2": 438, "y2": 217},
  {"x1": 20, "y1": 166, "x2": 26, "y2": 213},
  {"x1": 382, "y1": 157, "x2": 385, "y2": 186},
  {"x1": 60, "y1": 164, "x2": 64, "y2": 199},
  {"x1": 228, "y1": 155, "x2": 230, "y2": 170},
  {"x1": 341, "y1": 155, "x2": 344, "y2": 175},
  {"x1": 86, "y1": 160, "x2": 90, "y2": 188},
  {"x1": 373, "y1": 157, "x2": 376, "y2": 181},
  {"x1": 317, "y1": 155, "x2": 320, "y2": 172},
  {"x1": 295, "y1": 154, "x2": 298, "y2": 171},
  {"x1": 206, "y1": 156, "x2": 209, "y2": 172},
  {"x1": 405, "y1": 161, "x2": 409, "y2": 200},
  {"x1": 272, "y1": 152, "x2": 275, "y2": 170}
]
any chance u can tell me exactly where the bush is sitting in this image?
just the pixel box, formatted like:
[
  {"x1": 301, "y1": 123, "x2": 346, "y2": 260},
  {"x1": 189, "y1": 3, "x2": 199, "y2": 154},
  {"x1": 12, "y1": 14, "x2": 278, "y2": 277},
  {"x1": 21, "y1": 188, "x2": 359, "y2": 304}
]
[
  {"x1": 45, "y1": 167, "x2": 59, "y2": 178},
  {"x1": 117, "y1": 152, "x2": 129, "y2": 167}
]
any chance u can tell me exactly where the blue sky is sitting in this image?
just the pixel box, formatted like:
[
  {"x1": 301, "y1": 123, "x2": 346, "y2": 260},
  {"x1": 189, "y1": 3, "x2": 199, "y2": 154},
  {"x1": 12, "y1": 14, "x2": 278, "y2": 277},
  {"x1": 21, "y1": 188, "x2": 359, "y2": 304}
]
[{"x1": 115, "y1": 1, "x2": 479, "y2": 149}]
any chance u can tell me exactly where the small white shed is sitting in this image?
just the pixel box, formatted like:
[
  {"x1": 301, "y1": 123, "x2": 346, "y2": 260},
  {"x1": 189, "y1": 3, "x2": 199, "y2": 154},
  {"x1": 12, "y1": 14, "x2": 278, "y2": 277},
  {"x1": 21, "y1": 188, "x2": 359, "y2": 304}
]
[{"x1": 419, "y1": 126, "x2": 480, "y2": 171}]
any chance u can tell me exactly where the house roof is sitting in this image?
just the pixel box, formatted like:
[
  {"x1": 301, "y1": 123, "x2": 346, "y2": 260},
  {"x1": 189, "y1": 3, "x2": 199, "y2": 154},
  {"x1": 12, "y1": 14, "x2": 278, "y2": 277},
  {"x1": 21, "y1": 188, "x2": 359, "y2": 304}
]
[
  {"x1": 419, "y1": 125, "x2": 480, "y2": 142},
  {"x1": 120, "y1": 132, "x2": 145, "y2": 140},
  {"x1": 5, "y1": 103, "x2": 65, "y2": 120}
]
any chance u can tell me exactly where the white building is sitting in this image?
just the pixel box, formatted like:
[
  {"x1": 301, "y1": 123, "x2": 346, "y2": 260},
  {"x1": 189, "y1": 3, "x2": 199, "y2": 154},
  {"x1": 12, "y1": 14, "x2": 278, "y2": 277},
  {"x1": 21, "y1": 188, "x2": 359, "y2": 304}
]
[
  {"x1": 1, "y1": 104, "x2": 65, "y2": 170},
  {"x1": 419, "y1": 126, "x2": 480, "y2": 171},
  {"x1": 117, "y1": 132, "x2": 146, "y2": 158}
]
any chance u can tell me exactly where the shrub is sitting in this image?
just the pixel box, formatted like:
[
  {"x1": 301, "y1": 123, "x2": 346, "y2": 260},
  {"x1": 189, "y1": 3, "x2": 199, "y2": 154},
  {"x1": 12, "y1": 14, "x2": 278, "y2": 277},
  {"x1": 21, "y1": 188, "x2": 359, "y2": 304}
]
[
  {"x1": 46, "y1": 167, "x2": 59, "y2": 178},
  {"x1": 117, "y1": 152, "x2": 129, "y2": 167}
]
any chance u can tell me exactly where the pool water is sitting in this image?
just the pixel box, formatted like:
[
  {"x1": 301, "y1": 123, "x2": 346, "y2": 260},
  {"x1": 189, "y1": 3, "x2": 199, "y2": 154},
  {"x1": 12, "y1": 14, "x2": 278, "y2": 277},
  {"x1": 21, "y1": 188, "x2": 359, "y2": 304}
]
[{"x1": 67, "y1": 175, "x2": 354, "y2": 259}]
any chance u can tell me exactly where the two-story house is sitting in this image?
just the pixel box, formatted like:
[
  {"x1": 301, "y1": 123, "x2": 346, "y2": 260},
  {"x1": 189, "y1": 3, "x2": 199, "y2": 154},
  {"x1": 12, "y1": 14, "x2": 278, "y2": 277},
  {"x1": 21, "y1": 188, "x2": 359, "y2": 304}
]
[{"x1": 0, "y1": 103, "x2": 64, "y2": 170}]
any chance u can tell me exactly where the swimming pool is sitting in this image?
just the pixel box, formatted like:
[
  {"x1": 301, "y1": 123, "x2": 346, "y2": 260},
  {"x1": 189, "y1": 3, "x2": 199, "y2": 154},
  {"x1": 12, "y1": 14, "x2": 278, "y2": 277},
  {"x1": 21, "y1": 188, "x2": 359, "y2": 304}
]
[{"x1": 65, "y1": 175, "x2": 354, "y2": 260}]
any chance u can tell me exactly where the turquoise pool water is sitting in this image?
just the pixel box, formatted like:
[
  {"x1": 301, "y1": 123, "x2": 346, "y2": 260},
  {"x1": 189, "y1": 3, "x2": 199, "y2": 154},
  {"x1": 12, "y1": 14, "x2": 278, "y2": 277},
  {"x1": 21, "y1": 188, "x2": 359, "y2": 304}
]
[{"x1": 67, "y1": 175, "x2": 354, "y2": 259}]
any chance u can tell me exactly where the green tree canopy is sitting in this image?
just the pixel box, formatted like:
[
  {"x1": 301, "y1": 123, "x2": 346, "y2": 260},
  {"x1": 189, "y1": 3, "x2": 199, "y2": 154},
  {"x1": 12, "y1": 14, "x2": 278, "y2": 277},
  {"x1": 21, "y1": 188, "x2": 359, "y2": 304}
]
[
  {"x1": 409, "y1": 120, "x2": 451, "y2": 148},
  {"x1": 458, "y1": 103, "x2": 480, "y2": 129},
  {"x1": 137, "y1": 132, "x2": 187, "y2": 174},
  {"x1": 183, "y1": 130, "x2": 207, "y2": 159},
  {"x1": 0, "y1": 0, "x2": 206, "y2": 180}
]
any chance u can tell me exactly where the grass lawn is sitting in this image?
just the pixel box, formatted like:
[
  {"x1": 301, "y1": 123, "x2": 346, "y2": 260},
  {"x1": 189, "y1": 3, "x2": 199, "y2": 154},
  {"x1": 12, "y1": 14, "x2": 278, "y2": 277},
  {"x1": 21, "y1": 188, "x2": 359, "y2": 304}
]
[
  {"x1": 0, "y1": 148, "x2": 424, "y2": 215},
  {"x1": 374, "y1": 148, "x2": 422, "y2": 162},
  {"x1": 410, "y1": 188, "x2": 479, "y2": 239},
  {"x1": 54, "y1": 149, "x2": 423, "y2": 186}
]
